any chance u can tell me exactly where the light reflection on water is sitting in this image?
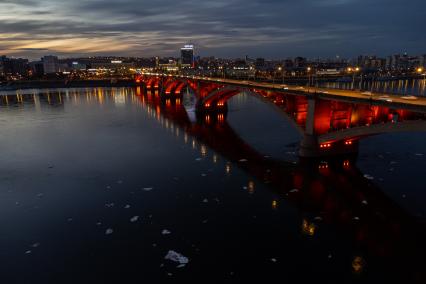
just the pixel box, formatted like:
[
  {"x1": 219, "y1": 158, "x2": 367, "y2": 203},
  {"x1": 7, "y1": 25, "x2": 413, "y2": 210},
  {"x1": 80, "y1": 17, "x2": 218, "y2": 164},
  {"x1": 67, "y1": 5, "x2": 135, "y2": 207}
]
[
  {"x1": 318, "y1": 78, "x2": 426, "y2": 96},
  {"x1": 0, "y1": 87, "x2": 425, "y2": 283}
]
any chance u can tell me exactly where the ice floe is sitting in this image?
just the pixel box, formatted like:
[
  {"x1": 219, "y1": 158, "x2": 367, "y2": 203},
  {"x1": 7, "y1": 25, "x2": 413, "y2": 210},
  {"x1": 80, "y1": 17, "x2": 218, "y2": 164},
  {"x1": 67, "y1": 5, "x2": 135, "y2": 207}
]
[
  {"x1": 164, "y1": 250, "x2": 189, "y2": 267},
  {"x1": 363, "y1": 174, "x2": 374, "y2": 180}
]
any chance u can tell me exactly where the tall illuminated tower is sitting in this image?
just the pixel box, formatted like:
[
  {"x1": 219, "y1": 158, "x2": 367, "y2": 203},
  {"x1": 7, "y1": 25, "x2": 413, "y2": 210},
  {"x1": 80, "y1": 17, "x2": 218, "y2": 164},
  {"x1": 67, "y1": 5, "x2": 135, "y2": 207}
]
[{"x1": 180, "y1": 45, "x2": 194, "y2": 68}]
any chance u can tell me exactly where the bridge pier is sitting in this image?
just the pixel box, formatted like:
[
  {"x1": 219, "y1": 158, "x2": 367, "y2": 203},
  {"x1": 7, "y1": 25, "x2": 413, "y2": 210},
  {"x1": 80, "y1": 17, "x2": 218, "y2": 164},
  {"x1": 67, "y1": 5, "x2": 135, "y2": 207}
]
[{"x1": 299, "y1": 134, "x2": 359, "y2": 158}]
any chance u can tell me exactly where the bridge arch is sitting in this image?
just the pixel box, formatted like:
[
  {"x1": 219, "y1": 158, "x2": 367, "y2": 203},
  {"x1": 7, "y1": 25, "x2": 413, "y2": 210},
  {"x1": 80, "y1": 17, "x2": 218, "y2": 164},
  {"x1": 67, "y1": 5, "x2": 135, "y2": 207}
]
[
  {"x1": 197, "y1": 85, "x2": 306, "y2": 135},
  {"x1": 162, "y1": 78, "x2": 198, "y2": 96}
]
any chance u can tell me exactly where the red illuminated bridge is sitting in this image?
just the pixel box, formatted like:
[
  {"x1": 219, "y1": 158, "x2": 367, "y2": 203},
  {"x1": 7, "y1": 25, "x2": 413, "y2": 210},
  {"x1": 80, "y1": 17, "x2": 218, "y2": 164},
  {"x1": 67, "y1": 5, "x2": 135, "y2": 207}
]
[{"x1": 135, "y1": 74, "x2": 426, "y2": 158}]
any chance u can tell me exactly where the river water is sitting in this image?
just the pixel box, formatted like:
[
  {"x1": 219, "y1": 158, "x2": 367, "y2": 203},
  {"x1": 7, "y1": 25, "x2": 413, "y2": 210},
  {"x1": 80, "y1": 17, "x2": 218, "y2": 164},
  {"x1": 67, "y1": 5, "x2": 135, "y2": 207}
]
[{"x1": 0, "y1": 87, "x2": 425, "y2": 283}]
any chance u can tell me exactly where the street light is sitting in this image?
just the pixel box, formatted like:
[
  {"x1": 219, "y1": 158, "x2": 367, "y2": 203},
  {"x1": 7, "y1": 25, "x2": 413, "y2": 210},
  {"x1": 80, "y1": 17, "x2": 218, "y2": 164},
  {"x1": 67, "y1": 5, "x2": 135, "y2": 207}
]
[
  {"x1": 307, "y1": 67, "x2": 312, "y2": 91},
  {"x1": 348, "y1": 67, "x2": 360, "y2": 90},
  {"x1": 277, "y1": 66, "x2": 284, "y2": 84},
  {"x1": 418, "y1": 67, "x2": 425, "y2": 81}
]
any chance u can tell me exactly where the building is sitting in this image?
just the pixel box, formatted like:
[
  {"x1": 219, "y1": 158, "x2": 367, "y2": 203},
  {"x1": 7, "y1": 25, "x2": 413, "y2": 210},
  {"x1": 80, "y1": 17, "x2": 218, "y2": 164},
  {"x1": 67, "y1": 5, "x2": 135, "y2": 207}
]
[
  {"x1": 0, "y1": 56, "x2": 29, "y2": 77},
  {"x1": 0, "y1": 56, "x2": 7, "y2": 76},
  {"x1": 90, "y1": 60, "x2": 134, "y2": 70},
  {"x1": 158, "y1": 59, "x2": 179, "y2": 72},
  {"x1": 294, "y1": 57, "x2": 307, "y2": 68},
  {"x1": 180, "y1": 45, "x2": 194, "y2": 68},
  {"x1": 42, "y1": 55, "x2": 59, "y2": 74},
  {"x1": 255, "y1": 58, "x2": 265, "y2": 69},
  {"x1": 29, "y1": 61, "x2": 44, "y2": 77}
]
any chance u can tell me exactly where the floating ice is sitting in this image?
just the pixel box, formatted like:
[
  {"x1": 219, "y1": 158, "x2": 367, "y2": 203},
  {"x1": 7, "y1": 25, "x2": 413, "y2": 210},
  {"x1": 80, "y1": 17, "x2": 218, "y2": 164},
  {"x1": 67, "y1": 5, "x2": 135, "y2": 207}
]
[
  {"x1": 314, "y1": 216, "x2": 323, "y2": 221},
  {"x1": 271, "y1": 258, "x2": 277, "y2": 262},
  {"x1": 105, "y1": 203, "x2": 115, "y2": 208},
  {"x1": 105, "y1": 228, "x2": 114, "y2": 235},
  {"x1": 36, "y1": 193, "x2": 44, "y2": 198},
  {"x1": 363, "y1": 174, "x2": 374, "y2": 180},
  {"x1": 239, "y1": 159, "x2": 248, "y2": 162},
  {"x1": 202, "y1": 198, "x2": 209, "y2": 203},
  {"x1": 164, "y1": 250, "x2": 189, "y2": 266},
  {"x1": 162, "y1": 229, "x2": 171, "y2": 235},
  {"x1": 124, "y1": 205, "x2": 131, "y2": 209},
  {"x1": 361, "y1": 200, "x2": 368, "y2": 205},
  {"x1": 31, "y1": 243, "x2": 40, "y2": 248},
  {"x1": 415, "y1": 153, "x2": 424, "y2": 156},
  {"x1": 130, "y1": 216, "x2": 139, "y2": 223},
  {"x1": 117, "y1": 180, "x2": 123, "y2": 184},
  {"x1": 143, "y1": 187, "x2": 153, "y2": 192},
  {"x1": 25, "y1": 250, "x2": 32, "y2": 254},
  {"x1": 289, "y1": 189, "x2": 299, "y2": 193},
  {"x1": 353, "y1": 216, "x2": 360, "y2": 221},
  {"x1": 201, "y1": 174, "x2": 207, "y2": 177},
  {"x1": 195, "y1": 158, "x2": 202, "y2": 161}
]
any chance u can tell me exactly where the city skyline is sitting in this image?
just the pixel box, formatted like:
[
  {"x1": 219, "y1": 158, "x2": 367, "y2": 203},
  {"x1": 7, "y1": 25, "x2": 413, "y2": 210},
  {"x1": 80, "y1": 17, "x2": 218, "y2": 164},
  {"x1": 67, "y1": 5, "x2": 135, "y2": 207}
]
[{"x1": 1, "y1": 0, "x2": 425, "y2": 60}]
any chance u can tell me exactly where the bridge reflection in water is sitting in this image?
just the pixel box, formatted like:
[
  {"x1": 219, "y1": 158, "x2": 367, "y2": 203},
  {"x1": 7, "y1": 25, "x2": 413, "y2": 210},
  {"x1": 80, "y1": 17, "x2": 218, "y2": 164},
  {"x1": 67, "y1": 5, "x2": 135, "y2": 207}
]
[{"x1": 1, "y1": 88, "x2": 426, "y2": 282}]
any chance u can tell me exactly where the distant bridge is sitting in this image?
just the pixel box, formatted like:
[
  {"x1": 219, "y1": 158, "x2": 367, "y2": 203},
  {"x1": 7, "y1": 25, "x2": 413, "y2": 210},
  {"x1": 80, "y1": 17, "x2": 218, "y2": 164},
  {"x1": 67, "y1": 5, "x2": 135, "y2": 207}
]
[{"x1": 135, "y1": 73, "x2": 426, "y2": 158}]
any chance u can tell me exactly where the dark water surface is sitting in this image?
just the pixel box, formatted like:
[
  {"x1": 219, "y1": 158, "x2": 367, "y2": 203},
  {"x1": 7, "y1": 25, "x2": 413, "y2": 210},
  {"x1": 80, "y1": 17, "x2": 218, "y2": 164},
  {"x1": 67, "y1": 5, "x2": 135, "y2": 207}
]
[{"x1": 0, "y1": 88, "x2": 425, "y2": 283}]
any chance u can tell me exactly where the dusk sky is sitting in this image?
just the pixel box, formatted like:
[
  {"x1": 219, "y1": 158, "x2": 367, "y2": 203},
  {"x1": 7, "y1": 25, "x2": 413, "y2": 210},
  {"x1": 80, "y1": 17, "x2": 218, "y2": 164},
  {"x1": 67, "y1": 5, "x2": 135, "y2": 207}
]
[{"x1": 1, "y1": 0, "x2": 425, "y2": 59}]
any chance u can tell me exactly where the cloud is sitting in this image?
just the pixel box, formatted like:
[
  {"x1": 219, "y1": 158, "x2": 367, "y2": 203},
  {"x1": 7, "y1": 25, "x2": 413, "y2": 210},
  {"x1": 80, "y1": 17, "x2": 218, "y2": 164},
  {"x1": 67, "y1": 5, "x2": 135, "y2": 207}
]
[{"x1": 0, "y1": 0, "x2": 425, "y2": 59}]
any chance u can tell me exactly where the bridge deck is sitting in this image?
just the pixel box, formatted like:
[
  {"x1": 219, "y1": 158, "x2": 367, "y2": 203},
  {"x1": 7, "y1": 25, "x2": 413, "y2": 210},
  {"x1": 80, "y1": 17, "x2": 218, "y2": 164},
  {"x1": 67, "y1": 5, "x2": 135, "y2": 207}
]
[{"x1": 167, "y1": 75, "x2": 426, "y2": 113}]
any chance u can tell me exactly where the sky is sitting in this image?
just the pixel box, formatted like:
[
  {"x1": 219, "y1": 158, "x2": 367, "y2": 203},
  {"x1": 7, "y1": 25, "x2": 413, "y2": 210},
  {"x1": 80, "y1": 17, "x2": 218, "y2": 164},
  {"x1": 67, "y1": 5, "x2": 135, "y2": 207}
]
[{"x1": 0, "y1": 0, "x2": 425, "y2": 60}]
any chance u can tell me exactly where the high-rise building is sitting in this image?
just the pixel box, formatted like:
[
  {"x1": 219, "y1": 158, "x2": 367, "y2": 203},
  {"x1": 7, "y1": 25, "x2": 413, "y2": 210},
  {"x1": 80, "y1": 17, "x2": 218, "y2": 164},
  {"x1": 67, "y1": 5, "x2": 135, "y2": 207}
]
[
  {"x1": 180, "y1": 45, "x2": 194, "y2": 68},
  {"x1": 42, "y1": 55, "x2": 59, "y2": 74}
]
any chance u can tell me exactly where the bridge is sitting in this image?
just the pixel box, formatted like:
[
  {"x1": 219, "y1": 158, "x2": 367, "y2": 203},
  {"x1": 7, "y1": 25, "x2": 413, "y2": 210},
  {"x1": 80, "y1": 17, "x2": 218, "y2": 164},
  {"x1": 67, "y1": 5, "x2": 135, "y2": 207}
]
[{"x1": 135, "y1": 73, "x2": 426, "y2": 158}]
